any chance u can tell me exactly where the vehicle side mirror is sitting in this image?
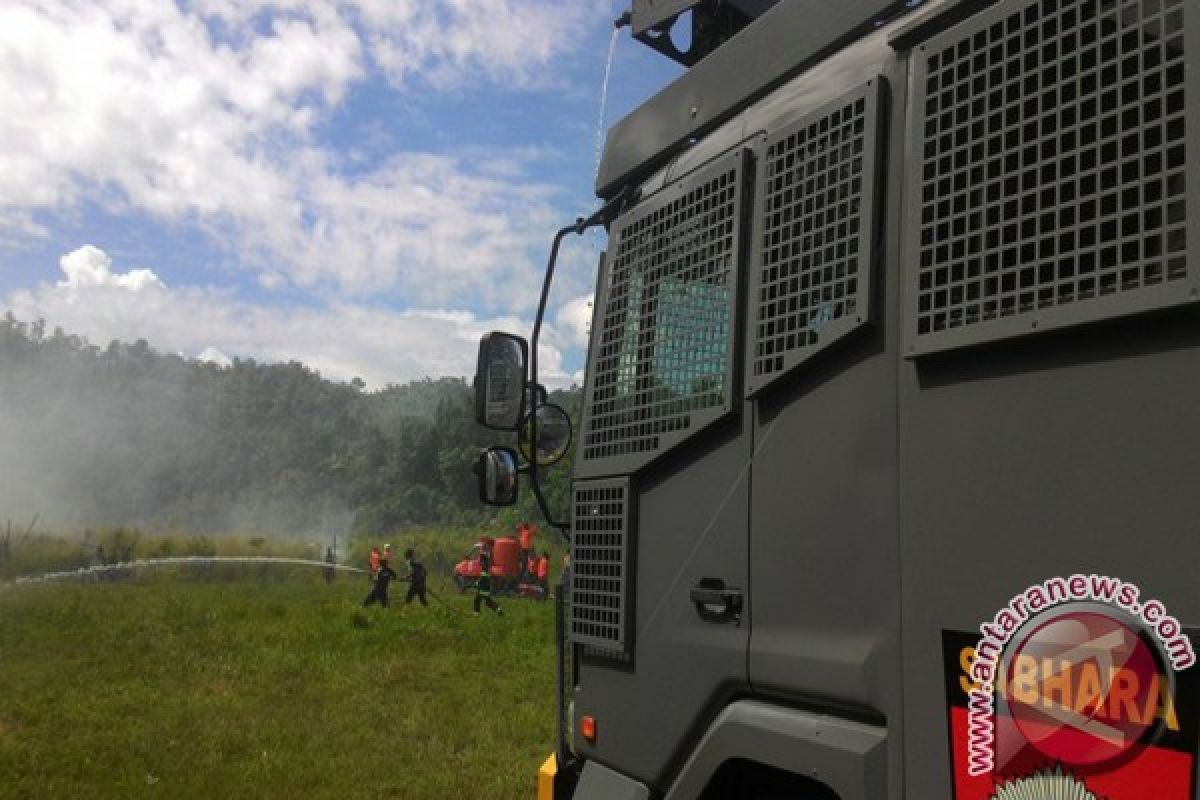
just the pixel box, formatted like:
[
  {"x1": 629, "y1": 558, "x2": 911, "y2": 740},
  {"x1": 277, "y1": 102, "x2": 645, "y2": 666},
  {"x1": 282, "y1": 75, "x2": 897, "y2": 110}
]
[
  {"x1": 519, "y1": 403, "x2": 573, "y2": 467},
  {"x1": 474, "y1": 332, "x2": 528, "y2": 430},
  {"x1": 473, "y1": 447, "x2": 519, "y2": 506}
]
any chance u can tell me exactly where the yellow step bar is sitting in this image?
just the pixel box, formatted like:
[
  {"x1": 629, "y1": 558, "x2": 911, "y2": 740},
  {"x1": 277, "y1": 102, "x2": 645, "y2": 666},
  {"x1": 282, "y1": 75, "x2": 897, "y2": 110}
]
[{"x1": 537, "y1": 752, "x2": 557, "y2": 800}]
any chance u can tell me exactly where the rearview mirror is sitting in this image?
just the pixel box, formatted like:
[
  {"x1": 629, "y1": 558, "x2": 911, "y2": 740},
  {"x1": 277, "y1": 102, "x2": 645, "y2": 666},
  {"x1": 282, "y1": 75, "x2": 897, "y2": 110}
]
[
  {"x1": 473, "y1": 447, "x2": 519, "y2": 506},
  {"x1": 519, "y1": 403, "x2": 573, "y2": 467},
  {"x1": 474, "y1": 333, "x2": 527, "y2": 430}
]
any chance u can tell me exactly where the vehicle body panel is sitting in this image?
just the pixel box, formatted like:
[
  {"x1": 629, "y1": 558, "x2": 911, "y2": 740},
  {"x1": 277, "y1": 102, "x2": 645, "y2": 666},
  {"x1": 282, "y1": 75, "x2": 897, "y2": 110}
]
[{"x1": 563, "y1": 0, "x2": 1200, "y2": 795}]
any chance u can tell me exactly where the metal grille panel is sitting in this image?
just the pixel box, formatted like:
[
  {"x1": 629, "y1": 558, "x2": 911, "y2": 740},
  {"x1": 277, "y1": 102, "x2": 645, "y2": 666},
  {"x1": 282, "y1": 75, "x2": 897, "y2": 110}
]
[
  {"x1": 909, "y1": 0, "x2": 1196, "y2": 354},
  {"x1": 747, "y1": 81, "x2": 884, "y2": 394},
  {"x1": 571, "y1": 479, "x2": 633, "y2": 655},
  {"x1": 578, "y1": 150, "x2": 745, "y2": 476}
]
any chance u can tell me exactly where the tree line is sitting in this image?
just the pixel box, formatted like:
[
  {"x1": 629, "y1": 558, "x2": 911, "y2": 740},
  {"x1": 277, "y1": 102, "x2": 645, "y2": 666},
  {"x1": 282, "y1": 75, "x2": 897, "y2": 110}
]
[{"x1": 0, "y1": 313, "x2": 579, "y2": 538}]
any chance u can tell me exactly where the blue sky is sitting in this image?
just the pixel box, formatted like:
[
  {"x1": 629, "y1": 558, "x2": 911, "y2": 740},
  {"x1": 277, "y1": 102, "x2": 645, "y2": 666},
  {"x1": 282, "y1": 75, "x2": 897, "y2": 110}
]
[{"x1": 0, "y1": 1, "x2": 681, "y2": 387}]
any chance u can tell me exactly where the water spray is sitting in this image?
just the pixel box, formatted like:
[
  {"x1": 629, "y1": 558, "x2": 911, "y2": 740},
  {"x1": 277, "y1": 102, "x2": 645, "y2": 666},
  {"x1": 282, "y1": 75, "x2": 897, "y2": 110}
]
[
  {"x1": 593, "y1": 24, "x2": 622, "y2": 183},
  {"x1": 1, "y1": 555, "x2": 367, "y2": 589}
]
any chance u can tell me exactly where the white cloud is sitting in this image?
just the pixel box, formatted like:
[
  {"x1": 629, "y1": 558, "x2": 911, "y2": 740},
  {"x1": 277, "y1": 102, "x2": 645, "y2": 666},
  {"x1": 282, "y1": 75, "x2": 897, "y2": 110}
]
[
  {"x1": 357, "y1": 1, "x2": 602, "y2": 90},
  {"x1": 58, "y1": 245, "x2": 165, "y2": 292},
  {"x1": 0, "y1": 210, "x2": 48, "y2": 240},
  {"x1": 196, "y1": 345, "x2": 232, "y2": 367},
  {"x1": 555, "y1": 293, "x2": 594, "y2": 349},
  {"x1": 535, "y1": 341, "x2": 578, "y2": 391},
  {"x1": 0, "y1": 0, "x2": 607, "y2": 311},
  {"x1": 0, "y1": 0, "x2": 352, "y2": 216},
  {"x1": 190, "y1": 0, "x2": 604, "y2": 90},
  {"x1": 251, "y1": 149, "x2": 564, "y2": 306},
  {"x1": 5, "y1": 246, "x2": 584, "y2": 388}
]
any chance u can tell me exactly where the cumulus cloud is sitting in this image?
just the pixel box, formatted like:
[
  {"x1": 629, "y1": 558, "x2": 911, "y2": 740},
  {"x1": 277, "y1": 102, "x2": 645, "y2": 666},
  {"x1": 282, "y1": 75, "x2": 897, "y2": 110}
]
[
  {"x1": 0, "y1": 0, "x2": 607, "y2": 310},
  {"x1": 58, "y1": 245, "x2": 165, "y2": 292},
  {"x1": 6, "y1": 246, "x2": 585, "y2": 389}
]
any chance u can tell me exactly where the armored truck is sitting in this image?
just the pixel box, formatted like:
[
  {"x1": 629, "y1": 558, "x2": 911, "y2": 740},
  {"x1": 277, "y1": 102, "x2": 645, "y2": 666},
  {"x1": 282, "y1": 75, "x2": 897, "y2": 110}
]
[{"x1": 473, "y1": 0, "x2": 1200, "y2": 796}]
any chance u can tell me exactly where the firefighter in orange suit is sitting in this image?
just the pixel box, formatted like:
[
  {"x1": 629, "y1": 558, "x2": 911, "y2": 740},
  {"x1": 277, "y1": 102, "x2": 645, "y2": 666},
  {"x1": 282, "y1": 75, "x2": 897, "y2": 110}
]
[{"x1": 536, "y1": 551, "x2": 550, "y2": 601}]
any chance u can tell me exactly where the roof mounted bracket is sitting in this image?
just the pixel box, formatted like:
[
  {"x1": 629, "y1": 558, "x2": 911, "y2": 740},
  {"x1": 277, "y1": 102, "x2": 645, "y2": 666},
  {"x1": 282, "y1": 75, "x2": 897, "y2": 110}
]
[{"x1": 628, "y1": 0, "x2": 780, "y2": 67}]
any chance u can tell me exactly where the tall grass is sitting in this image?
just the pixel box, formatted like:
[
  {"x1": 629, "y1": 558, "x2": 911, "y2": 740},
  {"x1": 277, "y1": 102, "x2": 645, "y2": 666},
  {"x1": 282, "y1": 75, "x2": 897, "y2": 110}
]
[{"x1": 0, "y1": 576, "x2": 557, "y2": 798}]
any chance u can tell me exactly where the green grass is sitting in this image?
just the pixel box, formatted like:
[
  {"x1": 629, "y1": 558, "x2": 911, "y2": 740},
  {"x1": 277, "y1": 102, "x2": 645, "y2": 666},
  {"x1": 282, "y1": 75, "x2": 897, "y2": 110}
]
[{"x1": 0, "y1": 575, "x2": 557, "y2": 799}]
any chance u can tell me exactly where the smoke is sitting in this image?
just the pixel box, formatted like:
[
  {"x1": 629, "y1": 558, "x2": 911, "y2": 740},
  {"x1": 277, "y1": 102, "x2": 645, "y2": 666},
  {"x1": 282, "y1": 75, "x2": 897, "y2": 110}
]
[{"x1": 0, "y1": 316, "x2": 359, "y2": 537}]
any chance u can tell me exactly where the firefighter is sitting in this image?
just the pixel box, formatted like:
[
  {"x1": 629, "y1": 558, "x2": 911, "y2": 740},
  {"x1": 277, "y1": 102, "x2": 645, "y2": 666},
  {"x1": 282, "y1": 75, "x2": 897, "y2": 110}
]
[
  {"x1": 518, "y1": 522, "x2": 534, "y2": 580},
  {"x1": 404, "y1": 548, "x2": 428, "y2": 606},
  {"x1": 362, "y1": 559, "x2": 397, "y2": 608},
  {"x1": 473, "y1": 548, "x2": 503, "y2": 616},
  {"x1": 536, "y1": 550, "x2": 550, "y2": 601},
  {"x1": 523, "y1": 546, "x2": 537, "y2": 585},
  {"x1": 368, "y1": 546, "x2": 381, "y2": 581}
]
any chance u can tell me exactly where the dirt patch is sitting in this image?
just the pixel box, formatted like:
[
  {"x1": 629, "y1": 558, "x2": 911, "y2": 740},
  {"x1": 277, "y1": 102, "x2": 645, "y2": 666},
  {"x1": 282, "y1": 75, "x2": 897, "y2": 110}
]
[{"x1": 0, "y1": 718, "x2": 20, "y2": 736}]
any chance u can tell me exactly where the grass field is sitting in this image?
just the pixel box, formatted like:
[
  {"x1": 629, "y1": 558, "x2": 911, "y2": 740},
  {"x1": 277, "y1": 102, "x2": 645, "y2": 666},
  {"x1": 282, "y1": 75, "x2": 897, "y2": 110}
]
[{"x1": 0, "y1": 572, "x2": 557, "y2": 799}]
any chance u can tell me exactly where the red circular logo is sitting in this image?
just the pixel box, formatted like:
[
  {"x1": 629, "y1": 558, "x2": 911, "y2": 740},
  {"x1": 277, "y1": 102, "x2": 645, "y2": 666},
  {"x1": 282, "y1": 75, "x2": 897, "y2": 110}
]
[{"x1": 1003, "y1": 610, "x2": 1163, "y2": 767}]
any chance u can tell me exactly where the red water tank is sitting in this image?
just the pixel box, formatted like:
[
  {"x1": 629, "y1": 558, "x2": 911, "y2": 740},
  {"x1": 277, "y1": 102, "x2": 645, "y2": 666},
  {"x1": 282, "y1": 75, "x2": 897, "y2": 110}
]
[{"x1": 491, "y1": 536, "x2": 520, "y2": 579}]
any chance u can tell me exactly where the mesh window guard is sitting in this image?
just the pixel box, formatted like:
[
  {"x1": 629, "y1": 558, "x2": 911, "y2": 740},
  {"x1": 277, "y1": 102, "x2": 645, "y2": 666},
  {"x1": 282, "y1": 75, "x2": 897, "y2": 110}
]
[
  {"x1": 571, "y1": 478, "x2": 634, "y2": 656},
  {"x1": 907, "y1": 0, "x2": 1197, "y2": 355},
  {"x1": 746, "y1": 80, "x2": 886, "y2": 395},
  {"x1": 577, "y1": 149, "x2": 746, "y2": 478}
]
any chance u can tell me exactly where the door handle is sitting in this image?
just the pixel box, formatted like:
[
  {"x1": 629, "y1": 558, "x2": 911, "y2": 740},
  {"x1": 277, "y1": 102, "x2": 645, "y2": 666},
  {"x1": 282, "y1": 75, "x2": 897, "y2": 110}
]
[{"x1": 690, "y1": 578, "x2": 743, "y2": 625}]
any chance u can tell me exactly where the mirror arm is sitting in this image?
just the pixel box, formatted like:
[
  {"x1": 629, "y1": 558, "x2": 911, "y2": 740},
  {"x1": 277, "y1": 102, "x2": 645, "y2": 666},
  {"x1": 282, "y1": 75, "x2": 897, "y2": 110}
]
[
  {"x1": 530, "y1": 188, "x2": 629, "y2": 370},
  {"x1": 528, "y1": 188, "x2": 629, "y2": 542},
  {"x1": 530, "y1": 475, "x2": 569, "y2": 539}
]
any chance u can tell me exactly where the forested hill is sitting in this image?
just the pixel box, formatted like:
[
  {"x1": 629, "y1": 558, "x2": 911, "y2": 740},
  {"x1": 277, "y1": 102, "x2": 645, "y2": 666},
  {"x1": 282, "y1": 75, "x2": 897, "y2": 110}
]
[{"x1": 0, "y1": 314, "x2": 579, "y2": 536}]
